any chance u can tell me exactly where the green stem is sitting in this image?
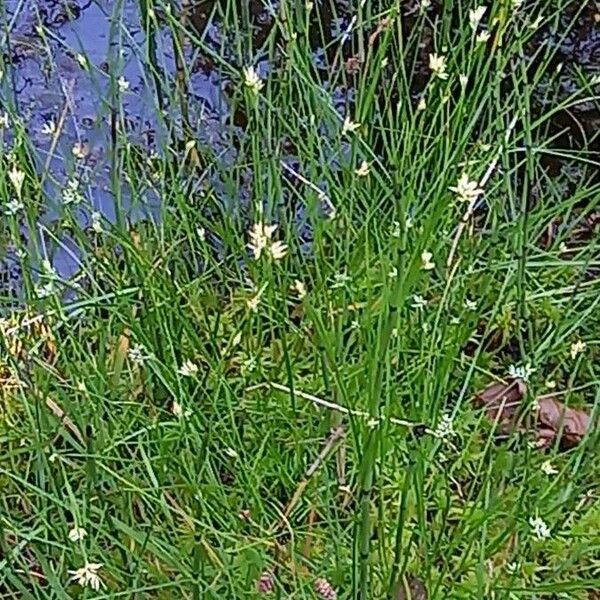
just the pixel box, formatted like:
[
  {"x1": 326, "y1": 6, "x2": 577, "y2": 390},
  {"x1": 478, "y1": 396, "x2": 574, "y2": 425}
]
[{"x1": 357, "y1": 224, "x2": 410, "y2": 598}]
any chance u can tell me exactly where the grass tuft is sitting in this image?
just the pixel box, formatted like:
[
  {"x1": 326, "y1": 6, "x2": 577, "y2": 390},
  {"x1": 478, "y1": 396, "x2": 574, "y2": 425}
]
[{"x1": 1, "y1": 0, "x2": 599, "y2": 597}]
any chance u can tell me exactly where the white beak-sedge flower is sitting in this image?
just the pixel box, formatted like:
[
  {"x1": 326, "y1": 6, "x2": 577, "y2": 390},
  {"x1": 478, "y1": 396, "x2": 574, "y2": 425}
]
[
  {"x1": 449, "y1": 173, "x2": 484, "y2": 202},
  {"x1": 243, "y1": 66, "x2": 264, "y2": 94},
  {"x1": 69, "y1": 563, "x2": 103, "y2": 591},
  {"x1": 429, "y1": 53, "x2": 449, "y2": 80},
  {"x1": 421, "y1": 250, "x2": 435, "y2": 270},
  {"x1": 469, "y1": 6, "x2": 487, "y2": 30}
]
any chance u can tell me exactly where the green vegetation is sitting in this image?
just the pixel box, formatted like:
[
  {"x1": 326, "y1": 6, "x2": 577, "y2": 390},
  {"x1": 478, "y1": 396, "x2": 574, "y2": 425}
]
[{"x1": 1, "y1": 0, "x2": 599, "y2": 597}]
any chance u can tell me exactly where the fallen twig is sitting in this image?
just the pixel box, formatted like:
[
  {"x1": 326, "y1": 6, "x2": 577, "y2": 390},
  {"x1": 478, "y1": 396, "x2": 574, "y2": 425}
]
[
  {"x1": 280, "y1": 161, "x2": 335, "y2": 216},
  {"x1": 44, "y1": 396, "x2": 84, "y2": 444},
  {"x1": 248, "y1": 381, "x2": 429, "y2": 431},
  {"x1": 276, "y1": 426, "x2": 345, "y2": 531}
]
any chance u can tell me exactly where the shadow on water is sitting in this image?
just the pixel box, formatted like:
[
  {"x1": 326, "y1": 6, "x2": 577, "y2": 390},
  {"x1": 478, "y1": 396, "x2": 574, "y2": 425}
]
[{"x1": 1, "y1": 0, "x2": 599, "y2": 303}]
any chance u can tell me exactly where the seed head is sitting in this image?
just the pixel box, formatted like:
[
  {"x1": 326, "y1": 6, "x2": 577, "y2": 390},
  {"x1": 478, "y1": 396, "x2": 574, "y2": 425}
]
[
  {"x1": 314, "y1": 577, "x2": 337, "y2": 600},
  {"x1": 256, "y1": 570, "x2": 275, "y2": 594}
]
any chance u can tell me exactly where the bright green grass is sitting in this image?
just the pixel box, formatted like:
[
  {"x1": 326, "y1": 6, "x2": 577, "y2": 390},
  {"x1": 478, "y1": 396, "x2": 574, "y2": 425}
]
[{"x1": 1, "y1": 0, "x2": 599, "y2": 598}]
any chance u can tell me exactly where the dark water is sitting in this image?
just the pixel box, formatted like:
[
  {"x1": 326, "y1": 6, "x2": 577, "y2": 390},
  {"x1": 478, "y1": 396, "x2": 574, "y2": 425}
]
[
  {"x1": 0, "y1": 0, "x2": 359, "y2": 299},
  {"x1": 530, "y1": 2, "x2": 600, "y2": 154},
  {"x1": 1, "y1": 0, "x2": 600, "y2": 300},
  {"x1": 1, "y1": 0, "x2": 228, "y2": 293},
  {"x1": 1, "y1": 0, "x2": 228, "y2": 210}
]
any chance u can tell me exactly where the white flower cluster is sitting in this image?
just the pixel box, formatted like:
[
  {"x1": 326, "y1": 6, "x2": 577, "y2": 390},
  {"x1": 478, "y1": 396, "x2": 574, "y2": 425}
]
[
  {"x1": 433, "y1": 414, "x2": 455, "y2": 439},
  {"x1": 507, "y1": 362, "x2": 535, "y2": 382},
  {"x1": 248, "y1": 223, "x2": 288, "y2": 261},
  {"x1": 63, "y1": 178, "x2": 85, "y2": 205}
]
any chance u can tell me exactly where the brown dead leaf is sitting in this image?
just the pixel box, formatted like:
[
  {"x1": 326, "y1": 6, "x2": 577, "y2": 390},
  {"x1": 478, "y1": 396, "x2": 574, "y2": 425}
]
[
  {"x1": 1, "y1": 363, "x2": 21, "y2": 398},
  {"x1": 474, "y1": 378, "x2": 527, "y2": 433},
  {"x1": 0, "y1": 311, "x2": 57, "y2": 365},
  {"x1": 111, "y1": 328, "x2": 131, "y2": 386},
  {"x1": 474, "y1": 379, "x2": 592, "y2": 449},
  {"x1": 537, "y1": 395, "x2": 591, "y2": 449}
]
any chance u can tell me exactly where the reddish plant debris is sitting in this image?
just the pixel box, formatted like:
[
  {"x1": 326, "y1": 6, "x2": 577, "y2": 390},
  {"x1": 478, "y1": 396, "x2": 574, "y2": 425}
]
[
  {"x1": 345, "y1": 55, "x2": 363, "y2": 75},
  {"x1": 474, "y1": 378, "x2": 528, "y2": 435},
  {"x1": 474, "y1": 378, "x2": 592, "y2": 449},
  {"x1": 368, "y1": 17, "x2": 392, "y2": 47},
  {"x1": 537, "y1": 395, "x2": 591, "y2": 449},
  {"x1": 314, "y1": 577, "x2": 337, "y2": 600},
  {"x1": 256, "y1": 570, "x2": 275, "y2": 594}
]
